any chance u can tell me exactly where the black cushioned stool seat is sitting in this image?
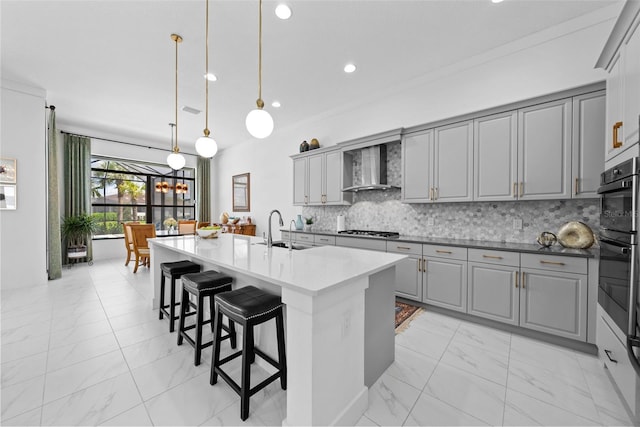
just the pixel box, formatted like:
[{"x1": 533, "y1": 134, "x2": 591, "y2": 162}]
[
  {"x1": 177, "y1": 271, "x2": 236, "y2": 366},
  {"x1": 159, "y1": 260, "x2": 201, "y2": 332},
  {"x1": 210, "y1": 286, "x2": 287, "y2": 421}
]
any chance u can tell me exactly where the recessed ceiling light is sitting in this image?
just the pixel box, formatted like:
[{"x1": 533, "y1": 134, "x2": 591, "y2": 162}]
[
  {"x1": 181, "y1": 105, "x2": 201, "y2": 115},
  {"x1": 491, "y1": 0, "x2": 504, "y2": 3},
  {"x1": 204, "y1": 73, "x2": 217, "y2": 81},
  {"x1": 275, "y1": 4, "x2": 292, "y2": 20},
  {"x1": 272, "y1": 101, "x2": 281, "y2": 108},
  {"x1": 344, "y1": 63, "x2": 356, "y2": 73}
]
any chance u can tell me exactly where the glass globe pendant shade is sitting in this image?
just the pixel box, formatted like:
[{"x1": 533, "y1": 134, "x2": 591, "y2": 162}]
[
  {"x1": 167, "y1": 152, "x2": 186, "y2": 170},
  {"x1": 245, "y1": 108, "x2": 274, "y2": 139},
  {"x1": 195, "y1": 134, "x2": 218, "y2": 158}
]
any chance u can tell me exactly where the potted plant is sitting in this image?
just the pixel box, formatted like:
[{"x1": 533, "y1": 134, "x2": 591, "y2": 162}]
[
  {"x1": 164, "y1": 217, "x2": 177, "y2": 232},
  {"x1": 61, "y1": 213, "x2": 97, "y2": 258},
  {"x1": 304, "y1": 216, "x2": 314, "y2": 232}
]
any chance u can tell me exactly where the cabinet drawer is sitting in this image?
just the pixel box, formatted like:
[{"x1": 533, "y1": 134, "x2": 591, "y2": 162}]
[
  {"x1": 468, "y1": 249, "x2": 519, "y2": 267},
  {"x1": 335, "y1": 236, "x2": 386, "y2": 252},
  {"x1": 423, "y1": 244, "x2": 467, "y2": 261},
  {"x1": 521, "y1": 253, "x2": 587, "y2": 274},
  {"x1": 386, "y1": 241, "x2": 422, "y2": 256},
  {"x1": 314, "y1": 235, "x2": 336, "y2": 246},
  {"x1": 294, "y1": 233, "x2": 314, "y2": 243}
]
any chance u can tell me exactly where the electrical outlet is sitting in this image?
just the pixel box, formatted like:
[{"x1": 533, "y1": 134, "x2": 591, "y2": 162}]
[
  {"x1": 513, "y1": 218, "x2": 523, "y2": 230},
  {"x1": 426, "y1": 217, "x2": 435, "y2": 226}
]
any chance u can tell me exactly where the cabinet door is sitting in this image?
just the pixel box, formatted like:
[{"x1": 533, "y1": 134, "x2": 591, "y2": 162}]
[
  {"x1": 307, "y1": 153, "x2": 324, "y2": 205},
  {"x1": 395, "y1": 256, "x2": 423, "y2": 301},
  {"x1": 467, "y1": 262, "x2": 519, "y2": 325},
  {"x1": 324, "y1": 150, "x2": 343, "y2": 204},
  {"x1": 402, "y1": 131, "x2": 432, "y2": 202},
  {"x1": 433, "y1": 121, "x2": 473, "y2": 202},
  {"x1": 474, "y1": 112, "x2": 518, "y2": 201},
  {"x1": 518, "y1": 99, "x2": 572, "y2": 200},
  {"x1": 623, "y1": 21, "x2": 640, "y2": 148},
  {"x1": 606, "y1": 54, "x2": 625, "y2": 162},
  {"x1": 293, "y1": 157, "x2": 308, "y2": 206},
  {"x1": 572, "y1": 92, "x2": 605, "y2": 198},
  {"x1": 424, "y1": 257, "x2": 467, "y2": 313},
  {"x1": 519, "y1": 269, "x2": 587, "y2": 341}
]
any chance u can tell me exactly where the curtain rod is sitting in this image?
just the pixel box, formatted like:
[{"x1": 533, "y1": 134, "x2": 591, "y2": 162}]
[{"x1": 59, "y1": 130, "x2": 197, "y2": 157}]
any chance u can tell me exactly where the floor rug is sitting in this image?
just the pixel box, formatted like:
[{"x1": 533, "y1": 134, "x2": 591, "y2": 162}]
[{"x1": 395, "y1": 300, "x2": 424, "y2": 333}]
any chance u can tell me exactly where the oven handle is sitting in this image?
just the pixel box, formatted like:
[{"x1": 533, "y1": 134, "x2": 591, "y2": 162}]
[
  {"x1": 597, "y1": 178, "x2": 634, "y2": 194},
  {"x1": 598, "y1": 237, "x2": 632, "y2": 254}
]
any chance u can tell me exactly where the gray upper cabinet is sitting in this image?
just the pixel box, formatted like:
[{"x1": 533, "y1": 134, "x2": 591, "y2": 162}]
[
  {"x1": 324, "y1": 150, "x2": 345, "y2": 204},
  {"x1": 572, "y1": 91, "x2": 605, "y2": 198},
  {"x1": 308, "y1": 153, "x2": 324, "y2": 205},
  {"x1": 433, "y1": 121, "x2": 473, "y2": 202},
  {"x1": 291, "y1": 147, "x2": 352, "y2": 206},
  {"x1": 293, "y1": 157, "x2": 308, "y2": 206},
  {"x1": 401, "y1": 131, "x2": 432, "y2": 202},
  {"x1": 474, "y1": 111, "x2": 518, "y2": 201},
  {"x1": 517, "y1": 99, "x2": 572, "y2": 200}
]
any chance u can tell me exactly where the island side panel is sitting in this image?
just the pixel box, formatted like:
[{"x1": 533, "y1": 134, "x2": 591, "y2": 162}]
[{"x1": 364, "y1": 266, "x2": 396, "y2": 387}]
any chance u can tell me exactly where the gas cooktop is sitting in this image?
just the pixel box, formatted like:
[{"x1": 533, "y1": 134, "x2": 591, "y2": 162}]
[{"x1": 338, "y1": 230, "x2": 400, "y2": 239}]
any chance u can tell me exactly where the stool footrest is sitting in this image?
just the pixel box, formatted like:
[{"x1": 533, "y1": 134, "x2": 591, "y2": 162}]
[{"x1": 253, "y1": 348, "x2": 280, "y2": 371}]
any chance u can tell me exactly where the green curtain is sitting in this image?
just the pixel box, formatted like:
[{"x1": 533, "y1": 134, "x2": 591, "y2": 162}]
[
  {"x1": 47, "y1": 108, "x2": 62, "y2": 279},
  {"x1": 197, "y1": 156, "x2": 211, "y2": 222},
  {"x1": 63, "y1": 134, "x2": 92, "y2": 263}
]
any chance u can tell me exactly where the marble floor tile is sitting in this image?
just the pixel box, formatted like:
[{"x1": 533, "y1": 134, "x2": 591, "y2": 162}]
[
  {"x1": 503, "y1": 388, "x2": 600, "y2": 426},
  {"x1": 121, "y1": 332, "x2": 189, "y2": 370},
  {"x1": 364, "y1": 372, "x2": 421, "y2": 426},
  {"x1": 404, "y1": 392, "x2": 490, "y2": 426},
  {"x1": 46, "y1": 332, "x2": 120, "y2": 372},
  {"x1": 1, "y1": 334, "x2": 50, "y2": 364},
  {"x1": 113, "y1": 319, "x2": 168, "y2": 348},
  {"x1": 408, "y1": 310, "x2": 461, "y2": 337},
  {"x1": 580, "y1": 364, "x2": 637, "y2": 426},
  {"x1": 449, "y1": 322, "x2": 511, "y2": 357},
  {"x1": 1, "y1": 309, "x2": 52, "y2": 330},
  {"x1": 144, "y1": 372, "x2": 237, "y2": 426},
  {"x1": 440, "y1": 339, "x2": 509, "y2": 386},
  {"x1": 1, "y1": 351, "x2": 48, "y2": 387},
  {"x1": 43, "y1": 350, "x2": 129, "y2": 403},
  {"x1": 507, "y1": 358, "x2": 600, "y2": 423},
  {"x1": 107, "y1": 307, "x2": 159, "y2": 331},
  {"x1": 49, "y1": 308, "x2": 109, "y2": 332},
  {"x1": 98, "y1": 404, "x2": 153, "y2": 426},
  {"x1": 40, "y1": 372, "x2": 142, "y2": 426},
  {"x1": 0, "y1": 375, "x2": 45, "y2": 421},
  {"x1": 1, "y1": 321, "x2": 51, "y2": 346},
  {"x1": 423, "y1": 362, "x2": 506, "y2": 426},
  {"x1": 48, "y1": 319, "x2": 113, "y2": 350},
  {"x1": 1, "y1": 407, "x2": 42, "y2": 426},
  {"x1": 384, "y1": 345, "x2": 438, "y2": 390},
  {"x1": 509, "y1": 334, "x2": 583, "y2": 377},
  {"x1": 395, "y1": 323, "x2": 453, "y2": 360}
]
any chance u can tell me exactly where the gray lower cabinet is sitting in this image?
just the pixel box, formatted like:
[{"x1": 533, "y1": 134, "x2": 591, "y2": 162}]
[
  {"x1": 394, "y1": 256, "x2": 423, "y2": 301},
  {"x1": 468, "y1": 262, "x2": 520, "y2": 325},
  {"x1": 519, "y1": 267, "x2": 588, "y2": 341},
  {"x1": 424, "y1": 257, "x2": 467, "y2": 313}
]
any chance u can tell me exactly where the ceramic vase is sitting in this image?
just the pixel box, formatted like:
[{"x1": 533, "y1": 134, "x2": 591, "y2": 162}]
[
  {"x1": 295, "y1": 214, "x2": 304, "y2": 230},
  {"x1": 299, "y1": 141, "x2": 309, "y2": 152}
]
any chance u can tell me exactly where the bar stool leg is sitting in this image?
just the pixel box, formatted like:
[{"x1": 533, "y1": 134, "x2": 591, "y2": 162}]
[
  {"x1": 240, "y1": 323, "x2": 253, "y2": 421},
  {"x1": 276, "y1": 309, "x2": 287, "y2": 389},
  {"x1": 159, "y1": 275, "x2": 166, "y2": 320},
  {"x1": 210, "y1": 310, "x2": 224, "y2": 385},
  {"x1": 169, "y1": 277, "x2": 177, "y2": 332},
  {"x1": 177, "y1": 287, "x2": 188, "y2": 346},
  {"x1": 194, "y1": 293, "x2": 205, "y2": 366}
]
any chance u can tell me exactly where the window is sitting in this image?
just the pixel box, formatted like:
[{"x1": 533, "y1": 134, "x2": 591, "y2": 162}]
[{"x1": 90, "y1": 157, "x2": 195, "y2": 237}]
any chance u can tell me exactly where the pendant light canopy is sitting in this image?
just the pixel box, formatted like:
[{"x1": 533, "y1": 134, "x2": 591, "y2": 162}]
[
  {"x1": 195, "y1": 0, "x2": 218, "y2": 158},
  {"x1": 245, "y1": 0, "x2": 274, "y2": 139},
  {"x1": 167, "y1": 33, "x2": 186, "y2": 170}
]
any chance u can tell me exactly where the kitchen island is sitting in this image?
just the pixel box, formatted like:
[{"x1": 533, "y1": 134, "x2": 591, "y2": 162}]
[{"x1": 148, "y1": 233, "x2": 406, "y2": 426}]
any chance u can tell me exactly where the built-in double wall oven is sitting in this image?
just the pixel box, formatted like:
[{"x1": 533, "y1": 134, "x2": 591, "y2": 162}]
[{"x1": 598, "y1": 157, "x2": 640, "y2": 375}]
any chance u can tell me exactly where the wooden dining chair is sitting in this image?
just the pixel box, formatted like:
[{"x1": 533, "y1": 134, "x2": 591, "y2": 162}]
[
  {"x1": 178, "y1": 220, "x2": 197, "y2": 235},
  {"x1": 197, "y1": 221, "x2": 210, "y2": 229},
  {"x1": 122, "y1": 221, "x2": 139, "y2": 266},
  {"x1": 130, "y1": 224, "x2": 156, "y2": 273}
]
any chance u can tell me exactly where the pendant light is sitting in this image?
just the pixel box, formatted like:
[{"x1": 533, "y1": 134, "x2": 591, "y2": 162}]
[
  {"x1": 167, "y1": 34, "x2": 186, "y2": 170},
  {"x1": 195, "y1": 0, "x2": 219, "y2": 158},
  {"x1": 245, "y1": 0, "x2": 274, "y2": 139}
]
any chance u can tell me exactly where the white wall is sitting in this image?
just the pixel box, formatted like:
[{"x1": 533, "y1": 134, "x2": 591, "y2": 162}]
[
  {"x1": 0, "y1": 80, "x2": 48, "y2": 289},
  {"x1": 213, "y1": 16, "x2": 614, "y2": 239}
]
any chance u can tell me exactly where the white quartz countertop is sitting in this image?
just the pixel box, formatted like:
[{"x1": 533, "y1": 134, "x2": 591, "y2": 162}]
[{"x1": 149, "y1": 233, "x2": 406, "y2": 296}]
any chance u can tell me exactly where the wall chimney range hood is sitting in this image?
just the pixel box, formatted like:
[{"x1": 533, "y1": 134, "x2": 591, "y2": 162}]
[{"x1": 342, "y1": 145, "x2": 398, "y2": 192}]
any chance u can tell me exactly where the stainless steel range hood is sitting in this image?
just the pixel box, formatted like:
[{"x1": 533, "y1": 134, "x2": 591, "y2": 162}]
[{"x1": 342, "y1": 145, "x2": 399, "y2": 192}]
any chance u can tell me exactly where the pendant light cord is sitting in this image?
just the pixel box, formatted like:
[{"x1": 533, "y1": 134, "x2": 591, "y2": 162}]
[
  {"x1": 257, "y1": 0, "x2": 264, "y2": 108},
  {"x1": 175, "y1": 35, "x2": 179, "y2": 153},
  {"x1": 204, "y1": 0, "x2": 210, "y2": 134}
]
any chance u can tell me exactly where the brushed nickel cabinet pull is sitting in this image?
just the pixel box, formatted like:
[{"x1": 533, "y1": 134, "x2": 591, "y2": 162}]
[
  {"x1": 423, "y1": 258, "x2": 426, "y2": 272},
  {"x1": 435, "y1": 187, "x2": 439, "y2": 200},
  {"x1": 429, "y1": 187, "x2": 434, "y2": 201},
  {"x1": 540, "y1": 260, "x2": 565, "y2": 266},
  {"x1": 417, "y1": 258, "x2": 422, "y2": 273},
  {"x1": 613, "y1": 121, "x2": 623, "y2": 149},
  {"x1": 515, "y1": 271, "x2": 519, "y2": 288},
  {"x1": 513, "y1": 182, "x2": 517, "y2": 198},
  {"x1": 483, "y1": 255, "x2": 503, "y2": 260},
  {"x1": 519, "y1": 182, "x2": 524, "y2": 198},
  {"x1": 436, "y1": 249, "x2": 452, "y2": 254},
  {"x1": 397, "y1": 246, "x2": 411, "y2": 250},
  {"x1": 574, "y1": 177, "x2": 579, "y2": 195},
  {"x1": 521, "y1": 272, "x2": 525, "y2": 289}
]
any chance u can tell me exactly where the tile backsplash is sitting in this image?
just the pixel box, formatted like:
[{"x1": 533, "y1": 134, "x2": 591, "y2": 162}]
[{"x1": 302, "y1": 142, "x2": 600, "y2": 244}]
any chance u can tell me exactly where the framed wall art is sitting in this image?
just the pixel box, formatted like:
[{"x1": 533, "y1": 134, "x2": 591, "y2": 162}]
[
  {"x1": 0, "y1": 158, "x2": 16, "y2": 183},
  {"x1": 232, "y1": 173, "x2": 250, "y2": 212},
  {"x1": 0, "y1": 184, "x2": 17, "y2": 210}
]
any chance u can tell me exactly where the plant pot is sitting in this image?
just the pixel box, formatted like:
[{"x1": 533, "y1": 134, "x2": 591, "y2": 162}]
[
  {"x1": 68, "y1": 245, "x2": 87, "y2": 258},
  {"x1": 304, "y1": 224, "x2": 312, "y2": 232}
]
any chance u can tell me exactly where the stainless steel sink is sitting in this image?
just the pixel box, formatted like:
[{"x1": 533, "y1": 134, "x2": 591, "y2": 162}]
[{"x1": 254, "y1": 241, "x2": 313, "y2": 250}]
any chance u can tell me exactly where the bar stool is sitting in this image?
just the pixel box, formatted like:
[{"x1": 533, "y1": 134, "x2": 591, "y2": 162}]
[
  {"x1": 159, "y1": 260, "x2": 201, "y2": 332},
  {"x1": 177, "y1": 271, "x2": 237, "y2": 366},
  {"x1": 210, "y1": 286, "x2": 287, "y2": 421}
]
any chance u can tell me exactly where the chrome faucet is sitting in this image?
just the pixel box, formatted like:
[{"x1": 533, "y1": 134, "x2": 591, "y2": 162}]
[
  {"x1": 267, "y1": 209, "x2": 284, "y2": 248},
  {"x1": 289, "y1": 220, "x2": 296, "y2": 251}
]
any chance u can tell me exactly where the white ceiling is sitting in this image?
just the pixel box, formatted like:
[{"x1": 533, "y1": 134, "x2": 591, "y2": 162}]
[{"x1": 1, "y1": 0, "x2": 622, "y2": 153}]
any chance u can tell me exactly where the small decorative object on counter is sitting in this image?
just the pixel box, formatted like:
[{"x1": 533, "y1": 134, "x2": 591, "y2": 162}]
[
  {"x1": 246, "y1": 216, "x2": 252, "y2": 224},
  {"x1": 164, "y1": 217, "x2": 177, "y2": 230},
  {"x1": 304, "y1": 216, "x2": 314, "y2": 232},
  {"x1": 299, "y1": 140, "x2": 309, "y2": 152},
  {"x1": 557, "y1": 221, "x2": 595, "y2": 249},
  {"x1": 219, "y1": 212, "x2": 229, "y2": 224},
  {"x1": 536, "y1": 231, "x2": 557, "y2": 248},
  {"x1": 295, "y1": 214, "x2": 304, "y2": 230},
  {"x1": 309, "y1": 138, "x2": 320, "y2": 150}
]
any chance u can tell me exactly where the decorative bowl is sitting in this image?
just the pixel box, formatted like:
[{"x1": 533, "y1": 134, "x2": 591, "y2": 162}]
[
  {"x1": 197, "y1": 228, "x2": 218, "y2": 238},
  {"x1": 557, "y1": 221, "x2": 595, "y2": 249},
  {"x1": 536, "y1": 231, "x2": 557, "y2": 247}
]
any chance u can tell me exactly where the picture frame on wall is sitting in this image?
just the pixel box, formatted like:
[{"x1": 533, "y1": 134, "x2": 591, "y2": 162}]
[
  {"x1": 0, "y1": 158, "x2": 16, "y2": 183},
  {"x1": 0, "y1": 184, "x2": 17, "y2": 210},
  {"x1": 232, "y1": 173, "x2": 250, "y2": 212}
]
